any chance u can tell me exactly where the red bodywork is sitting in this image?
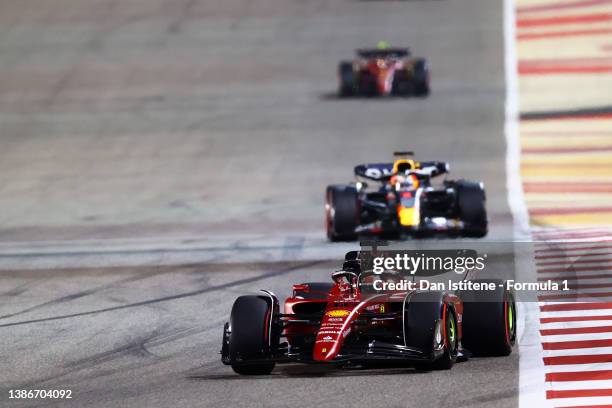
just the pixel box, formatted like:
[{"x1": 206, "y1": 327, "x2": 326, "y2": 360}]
[
  {"x1": 360, "y1": 58, "x2": 409, "y2": 96},
  {"x1": 284, "y1": 279, "x2": 463, "y2": 362}
]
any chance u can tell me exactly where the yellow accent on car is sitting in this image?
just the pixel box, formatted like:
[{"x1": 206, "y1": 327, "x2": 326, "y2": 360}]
[
  {"x1": 377, "y1": 41, "x2": 390, "y2": 50},
  {"x1": 392, "y1": 159, "x2": 415, "y2": 174},
  {"x1": 398, "y1": 206, "x2": 418, "y2": 226}
]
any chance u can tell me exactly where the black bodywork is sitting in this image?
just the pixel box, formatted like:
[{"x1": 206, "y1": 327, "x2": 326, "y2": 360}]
[{"x1": 325, "y1": 160, "x2": 488, "y2": 241}]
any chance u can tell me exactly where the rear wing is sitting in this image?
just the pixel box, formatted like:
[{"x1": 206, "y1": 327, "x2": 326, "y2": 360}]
[
  {"x1": 416, "y1": 161, "x2": 450, "y2": 178},
  {"x1": 354, "y1": 163, "x2": 394, "y2": 181},
  {"x1": 354, "y1": 161, "x2": 449, "y2": 181},
  {"x1": 356, "y1": 48, "x2": 411, "y2": 59}
]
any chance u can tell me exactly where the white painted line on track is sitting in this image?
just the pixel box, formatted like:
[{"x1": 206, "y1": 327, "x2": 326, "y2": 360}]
[
  {"x1": 541, "y1": 320, "x2": 612, "y2": 329},
  {"x1": 543, "y1": 379, "x2": 612, "y2": 391},
  {"x1": 544, "y1": 362, "x2": 612, "y2": 373},
  {"x1": 540, "y1": 308, "x2": 612, "y2": 318},
  {"x1": 544, "y1": 347, "x2": 612, "y2": 356},
  {"x1": 504, "y1": 0, "x2": 530, "y2": 243},
  {"x1": 553, "y1": 396, "x2": 612, "y2": 407},
  {"x1": 540, "y1": 333, "x2": 612, "y2": 341},
  {"x1": 504, "y1": 0, "x2": 550, "y2": 406}
]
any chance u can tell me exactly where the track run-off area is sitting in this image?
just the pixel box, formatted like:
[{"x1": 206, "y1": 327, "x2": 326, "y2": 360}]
[{"x1": 511, "y1": 0, "x2": 612, "y2": 407}]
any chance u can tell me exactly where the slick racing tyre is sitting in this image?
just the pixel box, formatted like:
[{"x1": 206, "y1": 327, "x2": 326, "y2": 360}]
[
  {"x1": 456, "y1": 180, "x2": 488, "y2": 237},
  {"x1": 325, "y1": 185, "x2": 359, "y2": 241},
  {"x1": 413, "y1": 59, "x2": 430, "y2": 97},
  {"x1": 338, "y1": 61, "x2": 355, "y2": 97},
  {"x1": 404, "y1": 291, "x2": 458, "y2": 370},
  {"x1": 460, "y1": 279, "x2": 516, "y2": 356},
  {"x1": 391, "y1": 70, "x2": 414, "y2": 96},
  {"x1": 227, "y1": 295, "x2": 277, "y2": 375}
]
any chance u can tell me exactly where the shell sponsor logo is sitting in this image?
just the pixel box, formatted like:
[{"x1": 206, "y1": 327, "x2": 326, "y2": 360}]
[{"x1": 326, "y1": 309, "x2": 350, "y2": 318}]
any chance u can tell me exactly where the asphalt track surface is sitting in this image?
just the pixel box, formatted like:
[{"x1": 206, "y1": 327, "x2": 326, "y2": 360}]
[{"x1": 0, "y1": 0, "x2": 518, "y2": 407}]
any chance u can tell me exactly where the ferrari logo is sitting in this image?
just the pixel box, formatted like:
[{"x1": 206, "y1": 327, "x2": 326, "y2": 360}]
[{"x1": 380, "y1": 305, "x2": 385, "y2": 313}]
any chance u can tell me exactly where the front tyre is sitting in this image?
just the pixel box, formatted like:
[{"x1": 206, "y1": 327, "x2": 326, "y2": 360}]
[
  {"x1": 413, "y1": 58, "x2": 430, "y2": 97},
  {"x1": 404, "y1": 291, "x2": 458, "y2": 370},
  {"x1": 456, "y1": 180, "x2": 488, "y2": 238},
  {"x1": 431, "y1": 306, "x2": 459, "y2": 369},
  {"x1": 227, "y1": 295, "x2": 277, "y2": 375},
  {"x1": 338, "y1": 61, "x2": 355, "y2": 97}
]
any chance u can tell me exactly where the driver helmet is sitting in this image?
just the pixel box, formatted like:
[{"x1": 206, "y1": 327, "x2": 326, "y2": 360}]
[
  {"x1": 377, "y1": 40, "x2": 391, "y2": 50},
  {"x1": 391, "y1": 173, "x2": 419, "y2": 190},
  {"x1": 342, "y1": 259, "x2": 361, "y2": 275}
]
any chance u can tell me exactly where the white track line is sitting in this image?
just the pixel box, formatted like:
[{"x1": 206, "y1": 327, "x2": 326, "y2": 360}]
[
  {"x1": 544, "y1": 362, "x2": 612, "y2": 373},
  {"x1": 504, "y1": 0, "x2": 549, "y2": 405},
  {"x1": 541, "y1": 332, "x2": 612, "y2": 341},
  {"x1": 542, "y1": 320, "x2": 612, "y2": 329},
  {"x1": 554, "y1": 397, "x2": 612, "y2": 407},
  {"x1": 545, "y1": 380, "x2": 612, "y2": 391},
  {"x1": 544, "y1": 348, "x2": 612, "y2": 357},
  {"x1": 504, "y1": 0, "x2": 529, "y2": 242},
  {"x1": 541, "y1": 309, "x2": 612, "y2": 318}
]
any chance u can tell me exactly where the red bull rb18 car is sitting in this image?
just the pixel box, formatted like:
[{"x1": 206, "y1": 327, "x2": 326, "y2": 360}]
[
  {"x1": 220, "y1": 251, "x2": 516, "y2": 375},
  {"x1": 325, "y1": 152, "x2": 488, "y2": 241}
]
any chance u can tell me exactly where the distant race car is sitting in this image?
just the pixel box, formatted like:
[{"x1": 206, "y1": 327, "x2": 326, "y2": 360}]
[
  {"x1": 338, "y1": 43, "x2": 430, "y2": 97},
  {"x1": 221, "y1": 251, "x2": 516, "y2": 375},
  {"x1": 325, "y1": 152, "x2": 488, "y2": 240}
]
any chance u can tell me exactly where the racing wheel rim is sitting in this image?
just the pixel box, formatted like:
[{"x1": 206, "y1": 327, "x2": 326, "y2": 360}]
[
  {"x1": 505, "y1": 296, "x2": 517, "y2": 346},
  {"x1": 448, "y1": 315, "x2": 457, "y2": 351},
  {"x1": 446, "y1": 311, "x2": 458, "y2": 355}
]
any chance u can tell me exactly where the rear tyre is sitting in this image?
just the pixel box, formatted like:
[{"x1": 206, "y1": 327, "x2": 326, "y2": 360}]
[
  {"x1": 413, "y1": 59, "x2": 430, "y2": 97},
  {"x1": 338, "y1": 61, "x2": 355, "y2": 97},
  {"x1": 228, "y1": 295, "x2": 276, "y2": 375},
  {"x1": 325, "y1": 185, "x2": 359, "y2": 241},
  {"x1": 456, "y1": 180, "x2": 488, "y2": 237},
  {"x1": 404, "y1": 291, "x2": 457, "y2": 370},
  {"x1": 460, "y1": 279, "x2": 516, "y2": 356}
]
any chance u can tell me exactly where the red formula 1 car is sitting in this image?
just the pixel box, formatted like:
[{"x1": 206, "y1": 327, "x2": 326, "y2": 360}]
[
  {"x1": 221, "y1": 252, "x2": 516, "y2": 375},
  {"x1": 338, "y1": 44, "x2": 430, "y2": 97}
]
